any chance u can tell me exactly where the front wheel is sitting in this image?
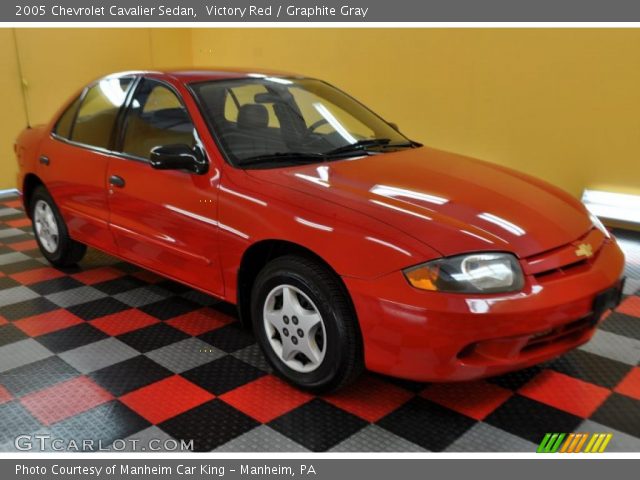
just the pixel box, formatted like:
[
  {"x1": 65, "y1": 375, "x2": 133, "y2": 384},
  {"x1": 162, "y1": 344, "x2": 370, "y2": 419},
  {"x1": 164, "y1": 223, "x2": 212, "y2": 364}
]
[
  {"x1": 251, "y1": 255, "x2": 364, "y2": 393},
  {"x1": 30, "y1": 185, "x2": 87, "y2": 267}
]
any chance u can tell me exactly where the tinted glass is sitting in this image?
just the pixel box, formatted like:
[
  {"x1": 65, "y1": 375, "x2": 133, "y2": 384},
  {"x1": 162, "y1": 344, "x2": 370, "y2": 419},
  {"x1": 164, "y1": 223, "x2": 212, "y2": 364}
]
[
  {"x1": 121, "y1": 79, "x2": 196, "y2": 159},
  {"x1": 71, "y1": 77, "x2": 132, "y2": 149},
  {"x1": 54, "y1": 95, "x2": 81, "y2": 139},
  {"x1": 191, "y1": 78, "x2": 411, "y2": 167}
]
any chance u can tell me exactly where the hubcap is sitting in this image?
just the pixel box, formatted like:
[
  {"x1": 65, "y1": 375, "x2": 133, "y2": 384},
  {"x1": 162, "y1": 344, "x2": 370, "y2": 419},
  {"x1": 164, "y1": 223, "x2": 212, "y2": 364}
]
[
  {"x1": 33, "y1": 200, "x2": 59, "y2": 253},
  {"x1": 263, "y1": 284, "x2": 327, "y2": 373}
]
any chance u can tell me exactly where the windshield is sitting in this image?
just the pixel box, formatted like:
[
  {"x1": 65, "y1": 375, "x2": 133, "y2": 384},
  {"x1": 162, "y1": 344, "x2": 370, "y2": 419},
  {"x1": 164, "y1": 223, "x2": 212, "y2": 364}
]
[{"x1": 189, "y1": 77, "x2": 416, "y2": 167}]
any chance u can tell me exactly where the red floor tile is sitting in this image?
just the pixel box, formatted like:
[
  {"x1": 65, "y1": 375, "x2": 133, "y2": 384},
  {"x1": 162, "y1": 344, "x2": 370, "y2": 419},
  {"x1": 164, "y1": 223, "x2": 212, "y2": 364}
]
[
  {"x1": 71, "y1": 267, "x2": 125, "y2": 285},
  {"x1": 120, "y1": 375, "x2": 214, "y2": 424},
  {"x1": 10, "y1": 267, "x2": 65, "y2": 285},
  {"x1": 421, "y1": 380, "x2": 512, "y2": 421},
  {"x1": 20, "y1": 377, "x2": 113, "y2": 425},
  {"x1": 6, "y1": 218, "x2": 31, "y2": 228},
  {"x1": 221, "y1": 375, "x2": 313, "y2": 423},
  {"x1": 166, "y1": 308, "x2": 232, "y2": 336},
  {"x1": 14, "y1": 310, "x2": 83, "y2": 337},
  {"x1": 324, "y1": 375, "x2": 413, "y2": 422},
  {"x1": 519, "y1": 369, "x2": 611, "y2": 418},
  {"x1": 0, "y1": 385, "x2": 11, "y2": 405},
  {"x1": 8, "y1": 239, "x2": 38, "y2": 252},
  {"x1": 90, "y1": 309, "x2": 159, "y2": 336},
  {"x1": 617, "y1": 295, "x2": 640, "y2": 318},
  {"x1": 614, "y1": 367, "x2": 640, "y2": 401}
]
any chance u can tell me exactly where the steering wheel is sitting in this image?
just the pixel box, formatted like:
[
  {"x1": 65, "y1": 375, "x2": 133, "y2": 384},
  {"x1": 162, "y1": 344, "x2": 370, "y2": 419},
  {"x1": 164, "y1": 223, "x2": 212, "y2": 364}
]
[{"x1": 305, "y1": 118, "x2": 330, "y2": 136}]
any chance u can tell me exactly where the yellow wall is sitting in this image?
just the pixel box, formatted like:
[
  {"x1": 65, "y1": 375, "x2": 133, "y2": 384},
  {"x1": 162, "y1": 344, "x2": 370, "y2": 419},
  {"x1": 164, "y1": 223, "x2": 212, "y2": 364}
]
[
  {"x1": 2, "y1": 28, "x2": 639, "y2": 197},
  {"x1": 0, "y1": 28, "x2": 191, "y2": 189},
  {"x1": 193, "y1": 28, "x2": 640, "y2": 198},
  {"x1": 0, "y1": 30, "x2": 28, "y2": 190}
]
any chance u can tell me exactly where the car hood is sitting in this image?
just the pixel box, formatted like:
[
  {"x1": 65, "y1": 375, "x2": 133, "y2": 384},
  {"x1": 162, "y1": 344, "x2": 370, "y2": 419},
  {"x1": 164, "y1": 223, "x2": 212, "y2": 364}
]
[{"x1": 245, "y1": 146, "x2": 592, "y2": 258}]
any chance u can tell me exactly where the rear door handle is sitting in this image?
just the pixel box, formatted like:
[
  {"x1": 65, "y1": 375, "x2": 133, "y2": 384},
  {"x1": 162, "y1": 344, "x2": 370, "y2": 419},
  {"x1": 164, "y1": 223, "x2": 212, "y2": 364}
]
[
  {"x1": 109, "y1": 175, "x2": 125, "y2": 188},
  {"x1": 39, "y1": 155, "x2": 50, "y2": 166}
]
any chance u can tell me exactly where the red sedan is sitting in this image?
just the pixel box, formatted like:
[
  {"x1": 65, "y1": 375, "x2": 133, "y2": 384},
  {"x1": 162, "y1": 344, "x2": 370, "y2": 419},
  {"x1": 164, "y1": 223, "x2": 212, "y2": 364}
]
[{"x1": 15, "y1": 70, "x2": 625, "y2": 392}]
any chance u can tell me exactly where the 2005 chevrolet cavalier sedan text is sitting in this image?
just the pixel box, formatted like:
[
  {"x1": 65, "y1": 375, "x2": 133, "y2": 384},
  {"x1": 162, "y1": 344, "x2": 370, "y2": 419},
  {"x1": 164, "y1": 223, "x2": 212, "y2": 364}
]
[{"x1": 15, "y1": 69, "x2": 625, "y2": 392}]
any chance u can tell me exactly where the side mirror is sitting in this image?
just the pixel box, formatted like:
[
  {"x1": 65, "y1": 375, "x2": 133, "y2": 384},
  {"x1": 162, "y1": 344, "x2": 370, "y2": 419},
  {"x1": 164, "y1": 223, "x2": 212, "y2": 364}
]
[
  {"x1": 149, "y1": 144, "x2": 208, "y2": 175},
  {"x1": 388, "y1": 122, "x2": 400, "y2": 131}
]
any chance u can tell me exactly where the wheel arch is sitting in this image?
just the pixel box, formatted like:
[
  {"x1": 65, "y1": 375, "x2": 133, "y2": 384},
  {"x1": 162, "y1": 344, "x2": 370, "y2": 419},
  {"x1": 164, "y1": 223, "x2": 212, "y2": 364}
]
[
  {"x1": 236, "y1": 239, "x2": 357, "y2": 330},
  {"x1": 22, "y1": 173, "x2": 45, "y2": 217}
]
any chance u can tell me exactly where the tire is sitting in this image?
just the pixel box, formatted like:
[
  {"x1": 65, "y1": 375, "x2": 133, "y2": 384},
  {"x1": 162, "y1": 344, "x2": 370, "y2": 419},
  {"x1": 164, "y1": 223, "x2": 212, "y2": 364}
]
[
  {"x1": 251, "y1": 255, "x2": 364, "y2": 393},
  {"x1": 30, "y1": 185, "x2": 86, "y2": 267}
]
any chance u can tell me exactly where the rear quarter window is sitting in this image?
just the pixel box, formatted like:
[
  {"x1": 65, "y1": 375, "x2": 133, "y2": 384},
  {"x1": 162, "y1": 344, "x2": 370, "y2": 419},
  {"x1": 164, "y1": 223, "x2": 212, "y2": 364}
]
[{"x1": 53, "y1": 95, "x2": 81, "y2": 139}]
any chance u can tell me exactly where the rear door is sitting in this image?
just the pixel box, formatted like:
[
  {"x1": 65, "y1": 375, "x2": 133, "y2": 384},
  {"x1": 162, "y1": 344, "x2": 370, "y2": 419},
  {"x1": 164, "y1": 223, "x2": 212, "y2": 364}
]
[
  {"x1": 106, "y1": 77, "x2": 224, "y2": 296},
  {"x1": 40, "y1": 76, "x2": 133, "y2": 252}
]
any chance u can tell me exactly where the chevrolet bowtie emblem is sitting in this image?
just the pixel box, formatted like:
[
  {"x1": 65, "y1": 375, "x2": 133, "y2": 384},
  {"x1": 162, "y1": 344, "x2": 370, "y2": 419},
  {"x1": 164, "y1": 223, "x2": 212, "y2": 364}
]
[{"x1": 575, "y1": 243, "x2": 594, "y2": 258}]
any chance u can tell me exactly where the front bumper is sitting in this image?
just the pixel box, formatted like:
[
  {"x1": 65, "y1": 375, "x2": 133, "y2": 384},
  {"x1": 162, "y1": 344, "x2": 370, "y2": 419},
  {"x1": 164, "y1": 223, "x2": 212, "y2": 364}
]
[{"x1": 344, "y1": 238, "x2": 625, "y2": 382}]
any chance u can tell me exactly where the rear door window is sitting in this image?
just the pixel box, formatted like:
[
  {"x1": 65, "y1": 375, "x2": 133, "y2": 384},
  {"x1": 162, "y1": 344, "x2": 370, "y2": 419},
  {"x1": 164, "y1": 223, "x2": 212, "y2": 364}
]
[{"x1": 71, "y1": 77, "x2": 133, "y2": 149}]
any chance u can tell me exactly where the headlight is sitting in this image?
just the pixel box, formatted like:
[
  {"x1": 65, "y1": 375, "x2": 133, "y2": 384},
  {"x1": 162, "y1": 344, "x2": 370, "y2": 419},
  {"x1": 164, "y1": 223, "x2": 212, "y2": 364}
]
[
  {"x1": 403, "y1": 252, "x2": 524, "y2": 294},
  {"x1": 589, "y1": 212, "x2": 611, "y2": 238}
]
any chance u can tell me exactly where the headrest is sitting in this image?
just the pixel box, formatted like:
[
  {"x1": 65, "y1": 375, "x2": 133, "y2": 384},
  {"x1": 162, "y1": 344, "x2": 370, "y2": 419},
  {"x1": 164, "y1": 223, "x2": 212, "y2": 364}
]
[{"x1": 237, "y1": 104, "x2": 269, "y2": 129}]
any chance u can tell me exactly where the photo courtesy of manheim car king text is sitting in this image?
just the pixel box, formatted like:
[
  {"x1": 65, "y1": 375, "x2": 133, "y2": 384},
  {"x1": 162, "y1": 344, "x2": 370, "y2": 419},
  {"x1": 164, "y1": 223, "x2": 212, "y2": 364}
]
[{"x1": 0, "y1": 0, "x2": 639, "y2": 478}]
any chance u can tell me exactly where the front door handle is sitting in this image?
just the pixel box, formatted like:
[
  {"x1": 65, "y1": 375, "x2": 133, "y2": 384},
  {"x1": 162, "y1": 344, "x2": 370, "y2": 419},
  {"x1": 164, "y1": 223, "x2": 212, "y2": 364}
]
[
  {"x1": 109, "y1": 175, "x2": 125, "y2": 188},
  {"x1": 39, "y1": 155, "x2": 50, "y2": 166}
]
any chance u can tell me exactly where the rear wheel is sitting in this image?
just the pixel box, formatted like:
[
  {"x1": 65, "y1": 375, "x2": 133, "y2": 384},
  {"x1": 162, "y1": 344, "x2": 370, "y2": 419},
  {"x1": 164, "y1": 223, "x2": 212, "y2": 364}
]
[
  {"x1": 251, "y1": 255, "x2": 363, "y2": 393},
  {"x1": 30, "y1": 185, "x2": 86, "y2": 267}
]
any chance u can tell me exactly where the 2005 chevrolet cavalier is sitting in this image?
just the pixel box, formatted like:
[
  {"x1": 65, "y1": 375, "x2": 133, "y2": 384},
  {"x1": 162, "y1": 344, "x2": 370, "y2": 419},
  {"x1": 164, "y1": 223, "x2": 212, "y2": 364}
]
[{"x1": 15, "y1": 70, "x2": 625, "y2": 392}]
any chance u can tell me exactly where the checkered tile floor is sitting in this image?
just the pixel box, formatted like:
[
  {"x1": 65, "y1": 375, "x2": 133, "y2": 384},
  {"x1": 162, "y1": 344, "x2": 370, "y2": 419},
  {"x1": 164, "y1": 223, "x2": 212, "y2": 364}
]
[{"x1": 1, "y1": 194, "x2": 639, "y2": 452}]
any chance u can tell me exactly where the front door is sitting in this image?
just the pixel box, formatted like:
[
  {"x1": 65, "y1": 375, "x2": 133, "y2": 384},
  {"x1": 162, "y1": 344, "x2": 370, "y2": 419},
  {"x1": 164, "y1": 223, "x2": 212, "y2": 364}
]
[{"x1": 106, "y1": 78, "x2": 223, "y2": 296}]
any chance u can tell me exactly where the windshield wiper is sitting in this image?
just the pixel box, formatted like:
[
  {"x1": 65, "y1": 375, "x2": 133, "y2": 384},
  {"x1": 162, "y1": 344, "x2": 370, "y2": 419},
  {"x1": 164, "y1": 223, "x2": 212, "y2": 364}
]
[
  {"x1": 237, "y1": 152, "x2": 329, "y2": 167},
  {"x1": 323, "y1": 138, "x2": 392, "y2": 155}
]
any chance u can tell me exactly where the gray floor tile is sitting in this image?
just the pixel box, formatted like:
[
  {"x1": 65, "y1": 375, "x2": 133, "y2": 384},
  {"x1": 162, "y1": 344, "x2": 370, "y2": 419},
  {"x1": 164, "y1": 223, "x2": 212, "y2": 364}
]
[
  {"x1": 145, "y1": 337, "x2": 225, "y2": 373},
  {"x1": 231, "y1": 344, "x2": 272, "y2": 372},
  {"x1": 0, "y1": 339, "x2": 53, "y2": 373},
  {"x1": 578, "y1": 419, "x2": 640, "y2": 452},
  {"x1": 122, "y1": 426, "x2": 180, "y2": 452},
  {"x1": 0, "y1": 286, "x2": 40, "y2": 308},
  {"x1": 59, "y1": 337, "x2": 140, "y2": 374},
  {"x1": 446, "y1": 422, "x2": 538, "y2": 452},
  {"x1": 214, "y1": 425, "x2": 309, "y2": 452},
  {"x1": 580, "y1": 329, "x2": 640, "y2": 366},
  {"x1": 0, "y1": 252, "x2": 31, "y2": 266},
  {"x1": 331, "y1": 425, "x2": 427, "y2": 452},
  {"x1": 46, "y1": 286, "x2": 107, "y2": 308}
]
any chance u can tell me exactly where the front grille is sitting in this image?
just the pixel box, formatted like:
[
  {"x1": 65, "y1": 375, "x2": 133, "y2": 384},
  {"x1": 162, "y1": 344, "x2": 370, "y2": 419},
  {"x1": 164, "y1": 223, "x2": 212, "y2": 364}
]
[{"x1": 524, "y1": 228, "x2": 606, "y2": 282}]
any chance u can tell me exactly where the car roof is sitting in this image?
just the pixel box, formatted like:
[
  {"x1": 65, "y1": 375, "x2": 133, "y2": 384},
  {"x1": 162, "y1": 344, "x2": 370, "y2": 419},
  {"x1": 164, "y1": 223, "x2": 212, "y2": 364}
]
[{"x1": 107, "y1": 68, "x2": 302, "y2": 84}]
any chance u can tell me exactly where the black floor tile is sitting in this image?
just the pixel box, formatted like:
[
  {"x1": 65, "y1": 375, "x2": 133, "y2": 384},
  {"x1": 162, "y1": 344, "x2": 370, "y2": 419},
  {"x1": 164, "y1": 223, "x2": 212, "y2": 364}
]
[
  {"x1": 117, "y1": 323, "x2": 189, "y2": 353},
  {"x1": 546, "y1": 349, "x2": 632, "y2": 389},
  {"x1": 0, "y1": 324, "x2": 28, "y2": 347},
  {"x1": 89, "y1": 356, "x2": 173, "y2": 396},
  {"x1": 590, "y1": 393, "x2": 640, "y2": 438},
  {"x1": 198, "y1": 323, "x2": 255, "y2": 353},
  {"x1": 0, "y1": 356, "x2": 80, "y2": 397},
  {"x1": 159, "y1": 399, "x2": 258, "y2": 452},
  {"x1": 67, "y1": 297, "x2": 130, "y2": 321},
  {"x1": 35, "y1": 323, "x2": 108, "y2": 354},
  {"x1": 0, "y1": 402, "x2": 43, "y2": 445},
  {"x1": 0, "y1": 297, "x2": 59, "y2": 321},
  {"x1": 50, "y1": 401, "x2": 150, "y2": 451},
  {"x1": 485, "y1": 395, "x2": 583, "y2": 444},
  {"x1": 269, "y1": 398, "x2": 368, "y2": 452},
  {"x1": 139, "y1": 297, "x2": 200, "y2": 321},
  {"x1": 28, "y1": 277, "x2": 85, "y2": 296},
  {"x1": 600, "y1": 312, "x2": 640, "y2": 342},
  {"x1": 377, "y1": 397, "x2": 477, "y2": 451},
  {"x1": 92, "y1": 276, "x2": 147, "y2": 295},
  {"x1": 182, "y1": 356, "x2": 265, "y2": 395}
]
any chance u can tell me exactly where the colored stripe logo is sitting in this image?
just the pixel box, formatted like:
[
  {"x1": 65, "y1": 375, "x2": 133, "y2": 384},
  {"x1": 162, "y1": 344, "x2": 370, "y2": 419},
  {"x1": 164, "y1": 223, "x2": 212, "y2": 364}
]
[{"x1": 537, "y1": 433, "x2": 613, "y2": 453}]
